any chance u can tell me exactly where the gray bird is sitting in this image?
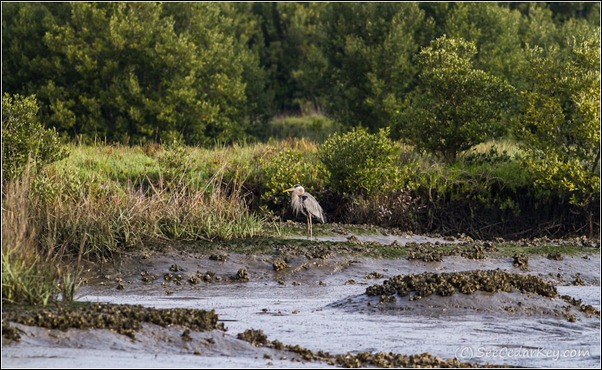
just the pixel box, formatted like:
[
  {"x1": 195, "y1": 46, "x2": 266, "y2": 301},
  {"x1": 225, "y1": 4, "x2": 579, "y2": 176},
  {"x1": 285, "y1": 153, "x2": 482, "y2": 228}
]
[{"x1": 283, "y1": 184, "x2": 325, "y2": 240}]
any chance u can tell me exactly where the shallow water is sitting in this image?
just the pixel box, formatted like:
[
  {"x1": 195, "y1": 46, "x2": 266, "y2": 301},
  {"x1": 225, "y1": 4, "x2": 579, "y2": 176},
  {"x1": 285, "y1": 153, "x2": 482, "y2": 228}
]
[
  {"x1": 3, "y1": 235, "x2": 601, "y2": 369},
  {"x1": 72, "y1": 282, "x2": 600, "y2": 368}
]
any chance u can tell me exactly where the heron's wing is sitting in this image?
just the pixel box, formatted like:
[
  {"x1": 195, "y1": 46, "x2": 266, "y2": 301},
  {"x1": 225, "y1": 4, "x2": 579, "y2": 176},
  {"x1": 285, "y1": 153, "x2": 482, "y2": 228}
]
[{"x1": 300, "y1": 193, "x2": 326, "y2": 223}]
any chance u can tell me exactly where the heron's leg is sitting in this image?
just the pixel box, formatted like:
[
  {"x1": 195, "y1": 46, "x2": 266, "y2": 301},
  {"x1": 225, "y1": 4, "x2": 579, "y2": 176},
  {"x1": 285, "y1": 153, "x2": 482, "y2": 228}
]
[
  {"x1": 306, "y1": 214, "x2": 311, "y2": 240},
  {"x1": 309, "y1": 214, "x2": 313, "y2": 241},
  {"x1": 306, "y1": 214, "x2": 309, "y2": 240}
]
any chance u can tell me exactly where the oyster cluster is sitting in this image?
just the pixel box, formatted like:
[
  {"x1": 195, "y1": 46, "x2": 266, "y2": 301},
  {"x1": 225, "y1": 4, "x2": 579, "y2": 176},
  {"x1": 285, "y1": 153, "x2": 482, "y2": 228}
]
[
  {"x1": 3, "y1": 303, "x2": 224, "y2": 340},
  {"x1": 512, "y1": 254, "x2": 529, "y2": 271},
  {"x1": 188, "y1": 270, "x2": 221, "y2": 285},
  {"x1": 2, "y1": 323, "x2": 22, "y2": 342},
  {"x1": 209, "y1": 253, "x2": 229, "y2": 262},
  {"x1": 231, "y1": 267, "x2": 249, "y2": 282},
  {"x1": 237, "y1": 328, "x2": 268, "y2": 346},
  {"x1": 365, "y1": 272, "x2": 384, "y2": 279},
  {"x1": 140, "y1": 271, "x2": 158, "y2": 283},
  {"x1": 159, "y1": 264, "x2": 249, "y2": 286},
  {"x1": 303, "y1": 246, "x2": 333, "y2": 260},
  {"x1": 236, "y1": 329, "x2": 487, "y2": 368},
  {"x1": 546, "y1": 252, "x2": 564, "y2": 261},
  {"x1": 169, "y1": 264, "x2": 183, "y2": 272},
  {"x1": 272, "y1": 258, "x2": 289, "y2": 272},
  {"x1": 558, "y1": 294, "x2": 599, "y2": 318},
  {"x1": 366, "y1": 270, "x2": 558, "y2": 300},
  {"x1": 572, "y1": 273, "x2": 585, "y2": 286},
  {"x1": 406, "y1": 242, "x2": 492, "y2": 262}
]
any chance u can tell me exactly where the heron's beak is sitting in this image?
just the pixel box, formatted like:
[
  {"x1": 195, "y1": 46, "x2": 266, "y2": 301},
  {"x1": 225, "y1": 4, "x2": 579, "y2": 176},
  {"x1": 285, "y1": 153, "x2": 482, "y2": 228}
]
[{"x1": 283, "y1": 187, "x2": 295, "y2": 193}]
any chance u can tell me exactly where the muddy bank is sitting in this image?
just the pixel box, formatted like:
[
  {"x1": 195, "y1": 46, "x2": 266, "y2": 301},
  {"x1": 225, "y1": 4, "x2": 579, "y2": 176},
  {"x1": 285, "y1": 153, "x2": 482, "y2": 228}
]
[
  {"x1": 3, "y1": 233, "x2": 600, "y2": 368},
  {"x1": 2, "y1": 318, "x2": 332, "y2": 368},
  {"x1": 78, "y1": 235, "x2": 601, "y2": 294}
]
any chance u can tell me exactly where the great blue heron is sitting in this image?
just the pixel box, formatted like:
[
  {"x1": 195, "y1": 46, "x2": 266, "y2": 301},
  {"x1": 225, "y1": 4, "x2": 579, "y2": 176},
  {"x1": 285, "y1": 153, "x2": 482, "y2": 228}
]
[{"x1": 283, "y1": 184, "x2": 325, "y2": 240}]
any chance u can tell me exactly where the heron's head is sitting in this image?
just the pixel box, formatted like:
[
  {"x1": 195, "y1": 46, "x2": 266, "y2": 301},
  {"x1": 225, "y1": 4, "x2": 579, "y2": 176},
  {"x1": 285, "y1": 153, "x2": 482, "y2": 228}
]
[{"x1": 283, "y1": 184, "x2": 304, "y2": 194}]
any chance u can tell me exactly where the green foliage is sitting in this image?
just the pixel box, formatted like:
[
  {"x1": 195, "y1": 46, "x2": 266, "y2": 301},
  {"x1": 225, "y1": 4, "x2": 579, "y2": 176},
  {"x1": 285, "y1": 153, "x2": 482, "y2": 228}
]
[
  {"x1": 3, "y1": 2, "x2": 260, "y2": 146},
  {"x1": 250, "y1": 2, "x2": 328, "y2": 114},
  {"x1": 399, "y1": 36, "x2": 516, "y2": 163},
  {"x1": 444, "y1": 3, "x2": 525, "y2": 88},
  {"x1": 518, "y1": 25, "x2": 600, "y2": 206},
  {"x1": 520, "y1": 152, "x2": 599, "y2": 206},
  {"x1": 2, "y1": 93, "x2": 68, "y2": 181},
  {"x1": 320, "y1": 2, "x2": 429, "y2": 131},
  {"x1": 319, "y1": 128, "x2": 404, "y2": 197},
  {"x1": 49, "y1": 144, "x2": 160, "y2": 195},
  {"x1": 3, "y1": 2, "x2": 599, "y2": 145},
  {"x1": 413, "y1": 150, "x2": 530, "y2": 209}
]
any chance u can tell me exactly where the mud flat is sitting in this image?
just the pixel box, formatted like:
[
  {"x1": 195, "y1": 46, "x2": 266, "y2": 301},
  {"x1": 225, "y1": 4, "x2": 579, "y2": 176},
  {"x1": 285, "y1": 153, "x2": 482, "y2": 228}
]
[{"x1": 2, "y1": 232, "x2": 600, "y2": 368}]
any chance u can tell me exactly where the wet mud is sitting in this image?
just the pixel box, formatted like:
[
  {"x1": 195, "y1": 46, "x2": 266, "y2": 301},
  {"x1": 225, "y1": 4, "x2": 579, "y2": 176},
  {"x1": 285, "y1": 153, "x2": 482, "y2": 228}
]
[{"x1": 2, "y1": 232, "x2": 600, "y2": 368}]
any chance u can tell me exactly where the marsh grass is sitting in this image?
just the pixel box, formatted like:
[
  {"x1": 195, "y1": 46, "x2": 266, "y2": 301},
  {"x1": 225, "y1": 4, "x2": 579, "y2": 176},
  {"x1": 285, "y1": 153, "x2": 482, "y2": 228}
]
[
  {"x1": 147, "y1": 168, "x2": 264, "y2": 242},
  {"x1": 3, "y1": 137, "x2": 594, "y2": 307},
  {"x1": 2, "y1": 166, "x2": 84, "y2": 305},
  {"x1": 38, "y1": 156, "x2": 264, "y2": 259}
]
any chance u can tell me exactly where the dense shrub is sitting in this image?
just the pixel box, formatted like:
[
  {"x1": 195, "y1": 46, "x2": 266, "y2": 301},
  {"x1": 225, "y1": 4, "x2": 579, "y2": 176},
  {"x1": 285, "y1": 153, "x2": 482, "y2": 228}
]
[
  {"x1": 318, "y1": 128, "x2": 405, "y2": 197},
  {"x1": 2, "y1": 93, "x2": 68, "y2": 182},
  {"x1": 518, "y1": 31, "x2": 600, "y2": 207}
]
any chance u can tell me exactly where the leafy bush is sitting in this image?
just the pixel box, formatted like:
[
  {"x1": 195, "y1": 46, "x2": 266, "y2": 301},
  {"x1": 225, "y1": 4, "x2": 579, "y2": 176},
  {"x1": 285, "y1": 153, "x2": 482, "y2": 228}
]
[
  {"x1": 519, "y1": 152, "x2": 600, "y2": 207},
  {"x1": 318, "y1": 127, "x2": 404, "y2": 197},
  {"x1": 517, "y1": 33, "x2": 600, "y2": 207},
  {"x1": 2, "y1": 93, "x2": 68, "y2": 182}
]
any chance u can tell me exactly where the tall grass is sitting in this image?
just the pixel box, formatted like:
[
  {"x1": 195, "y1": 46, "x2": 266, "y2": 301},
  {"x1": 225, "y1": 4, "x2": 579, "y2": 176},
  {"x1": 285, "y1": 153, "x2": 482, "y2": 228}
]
[
  {"x1": 148, "y1": 167, "x2": 264, "y2": 242},
  {"x1": 37, "y1": 158, "x2": 264, "y2": 259},
  {"x1": 2, "y1": 166, "x2": 82, "y2": 305}
]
